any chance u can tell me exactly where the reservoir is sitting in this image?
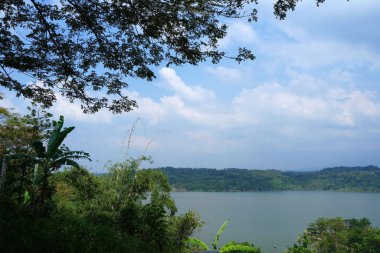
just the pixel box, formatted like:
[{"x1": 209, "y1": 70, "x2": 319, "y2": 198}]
[{"x1": 172, "y1": 191, "x2": 380, "y2": 253}]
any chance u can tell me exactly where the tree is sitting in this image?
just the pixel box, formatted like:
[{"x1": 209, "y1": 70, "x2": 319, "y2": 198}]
[
  {"x1": 273, "y1": 0, "x2": 333, "y2": 20},
  {"x1": 0, "y1": 105, "x2": 50, "y2": 198},
  {"x1": 286, "y1": 217, "x2": 380, "y2": 253},
  {"x1": 1, "y1": 103, "x2": 56, "y2": 202},
  {"x1": 0, "y1": 0, "x2": 333, "y2": 113},
  {"x1": 84, "y1": 157, "x2": 201, "y2": 253},
  {"x1": 18, "y1": 115, "x2": 90, "y2": 212}
]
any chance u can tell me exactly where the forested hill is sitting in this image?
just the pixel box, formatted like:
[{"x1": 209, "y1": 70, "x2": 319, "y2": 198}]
[{"x1": 155, "y1": 166, "x2": 380, "y2": 192}]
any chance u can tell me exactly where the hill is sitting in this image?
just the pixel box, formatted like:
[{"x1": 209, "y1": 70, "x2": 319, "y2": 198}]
[{"x1": 154, "y1": 166, "x2": 380, "y2": 192}]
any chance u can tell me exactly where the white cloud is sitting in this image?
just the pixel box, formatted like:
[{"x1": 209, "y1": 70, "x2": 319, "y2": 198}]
[
  {"x1": 232, "y1": 83, "x2": 327, "y2": 125},
  {"x1": 232, "y1": 83, "x2": 380, "y2": 128},
  {"x1": 327, "y1": 89, "x2": 380, "y2": 125},
  {"x1": 160, "y1": 95, "x2": 213, "y2": 125},
  {"x1": 51, "y1": 94, "x2": 113, "y2": 123},
  {"x1": 143, "y1": 77, "x2": 380, "y2": 168},
  {"x1": 124, "y1": 90, "x2": 167, "y2": 125},
  {"x1": 205, "y1": 66, "x2": 244, "y2": 81},
  {"x1": 159, "y1": 68, "x2": 216, "y2": 102},
  {"x1": 121, "y1": 68, "x2": 380, "y2": 134},
  {"x1": 136, "y1": 64, "x2": 380, "y2": 132},
  {"x1": 218, "y1": 21, "x2": 260, "y2": 49}
]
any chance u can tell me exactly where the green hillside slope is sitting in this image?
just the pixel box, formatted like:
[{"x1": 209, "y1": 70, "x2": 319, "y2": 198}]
[{"x1": 155, "y1": 166, "x2": 380, "y2": 192}]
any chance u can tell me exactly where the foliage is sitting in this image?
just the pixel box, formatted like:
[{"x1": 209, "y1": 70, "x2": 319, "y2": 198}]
[
  {"x1": 220, "y1": 242, "x2": 261, "y2": 253},
  {"x1": 286, "y1": 234, "x2": 317, "y2": 253},
  {"x1": 186, "y1": 237, "x2": 210, "y2": 251},
  {"x1": 158, "y1": 166, "x2": 380, "y2": 192},
  {"x1": 213, "y1": 219, "x2": 231, "y2": 250},
  {"x1": 11, "y1": 115, "x2": 90, "y2": 214},
  {"x1": 1, "y1": 107, "x2": 203, "y2": 252},
  {"x1": 1, "y1": 158, "x2": 202, "y2": 253},
  {"x1": 0, "y1": 0, "x2": 337, "y2": 113},
  {"x1": 0, "y1": 104, "x2": 52, "y2": 200},
  {"x1": 187, "y1": 219, "x2": 260, "y2": 253},
  {"x1": 0, "y1": 202, "x2": 149, "y2": 253},
  {"x1": 221, "y1": 241, "x2": 262, "y2": 253},
  {"x1": 286, "y1": 217, "x2": 380, "y2": 253},
  {"x1": 273, "y1": 0, "x2": 330, "y2": 20},
  {"x1": 51, "y1": 159, "x2": 202, "y2": 253}
]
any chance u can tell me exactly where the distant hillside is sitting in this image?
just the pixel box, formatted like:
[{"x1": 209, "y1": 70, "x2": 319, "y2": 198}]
[{"x1": 154, "y1": 166, "x2": 380, "y2": 192}]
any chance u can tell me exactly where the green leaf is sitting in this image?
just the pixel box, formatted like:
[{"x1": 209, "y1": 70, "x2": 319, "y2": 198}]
[
  {"x1": 52, "y1": 159, "x2": 81, "y2": 170},
  {"x1": 23, "y1": 190, "x2": 31, "y2": 205},
  {"x1": 213, "y1": 219, "x2": 229, "y2": 250},
  {"x1": 185, "y1": 238, "x2": 210, "y2": 251},
  {"x1": 53, "y1": 150, "x2": 91, "y2": 161},
  {"x1": 47, "y1": 116, "x2": 64, "y2": 153},
  {"x1": 220, "y1": 244, "x2": 259, "y2": 253},
  {"x1": 47, "y1": 116, "x2": 75, "y2": 158}
]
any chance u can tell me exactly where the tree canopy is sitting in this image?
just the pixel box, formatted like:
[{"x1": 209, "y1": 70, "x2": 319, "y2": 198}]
[
  {"x1": 1, "y1": 0, "x2": 331, "y2": 113},
  {"x1": 286, "y1": 217, "x2": 380, "y2": 253}
]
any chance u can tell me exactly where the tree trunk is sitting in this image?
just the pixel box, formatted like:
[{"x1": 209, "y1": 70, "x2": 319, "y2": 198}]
[
  {"x1": 0, "y1": 158, "x2": 7, "y2": 194},
  {"x1": 18, "y1": 161, "x2": 27, "y2": 202},
  {"x1": 38, "y1": 165, "x2": 50, "y2": 216}
]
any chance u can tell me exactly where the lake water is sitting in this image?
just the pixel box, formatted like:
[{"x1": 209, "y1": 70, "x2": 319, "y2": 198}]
[{"x1": 172, "y1": 191, "x2": 380, "y2": 253}]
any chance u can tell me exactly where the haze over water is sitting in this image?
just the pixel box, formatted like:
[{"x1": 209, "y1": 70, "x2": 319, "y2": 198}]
[{"x1": 173, "y1": 191, "x2": 380, "y2": 253}]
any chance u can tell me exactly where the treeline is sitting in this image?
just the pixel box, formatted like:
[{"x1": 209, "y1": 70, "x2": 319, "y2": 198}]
[{"x1": 156, "y1": 166, "x2": 380, "y2": 192}]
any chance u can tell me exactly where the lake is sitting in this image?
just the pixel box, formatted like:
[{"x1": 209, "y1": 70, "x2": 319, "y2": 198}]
[{"x1": 172, "y1": 191, "x2": 380, "y2": 253}]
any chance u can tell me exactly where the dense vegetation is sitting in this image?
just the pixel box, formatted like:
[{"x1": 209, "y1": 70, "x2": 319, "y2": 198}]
[
  {"x1": 0, "y1": 107, "x2": 204, "y2": 253},
  {"x1": 158, "y1": 166, "x2": 380, "y2": 192},
  {"x1": 286, "y1": 217, "x2": 380, "y2": 253}
]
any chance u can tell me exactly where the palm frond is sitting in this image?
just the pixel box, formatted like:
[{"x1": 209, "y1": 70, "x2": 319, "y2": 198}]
[
  {"x1": 213, "y1": 219, "x2": 230, "y2": 250},
  {"x1": 51, "y1": 158, "x2": 81, "y2": 170},
  {"x1": 53, "y1": 154, "x2": 90, "y2": 164},
  {"x1": 54, "y1": 150, "x2": 91, "y2": 160},
  {"x1": 63, "y1": 159, "x2": 81, "y2": 169}
]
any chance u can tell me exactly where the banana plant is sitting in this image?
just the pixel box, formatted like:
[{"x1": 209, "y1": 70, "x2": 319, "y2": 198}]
[
  {"x1": 186, "y1": 219, "x2": 259, "y2": 253},
  {"x1": 11, "y1": 115, "x2": 90, "y2": 209}
]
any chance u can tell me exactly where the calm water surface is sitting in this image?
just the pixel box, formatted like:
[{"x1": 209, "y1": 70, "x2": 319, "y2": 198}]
[{"x1": 172, "y1": 191, "x2": 380, "y2": 253}]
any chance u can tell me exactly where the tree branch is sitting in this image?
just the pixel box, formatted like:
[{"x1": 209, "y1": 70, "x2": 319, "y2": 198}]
[{"x1": 29, "y1": 0, "x2": 71, "y2": 70}]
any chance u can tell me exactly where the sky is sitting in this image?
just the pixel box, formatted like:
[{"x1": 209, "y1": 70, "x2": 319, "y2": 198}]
[{"x1": 1, "y1": 0, "x2": 380, "y2": 172}]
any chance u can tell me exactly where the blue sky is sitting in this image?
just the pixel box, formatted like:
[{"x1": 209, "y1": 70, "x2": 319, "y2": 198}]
[{"x1": 2, "y1": 0, "x2": 380, "y2": 172}]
